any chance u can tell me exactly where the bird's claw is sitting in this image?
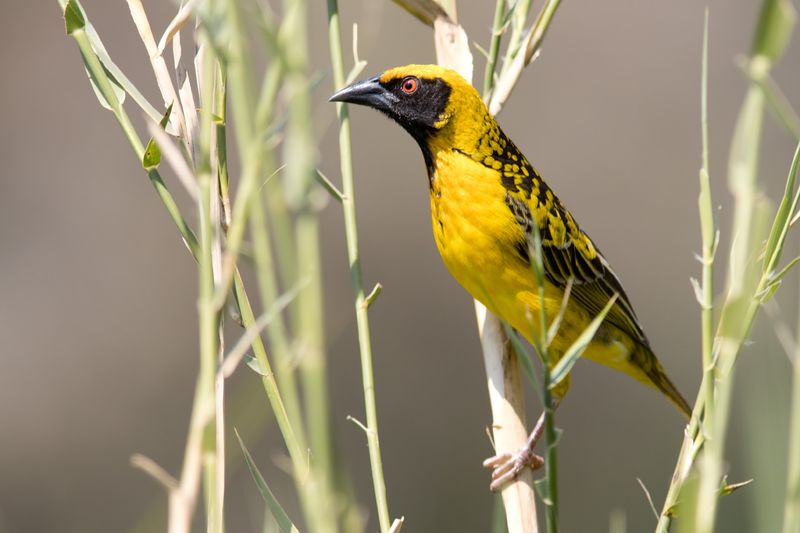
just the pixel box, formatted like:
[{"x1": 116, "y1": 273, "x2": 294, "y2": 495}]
[{"x1": 482, "y1": 448, "x2": 544, "y2": 492}]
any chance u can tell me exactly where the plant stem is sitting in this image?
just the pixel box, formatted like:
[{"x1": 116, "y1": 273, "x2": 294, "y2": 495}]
[
  {"x1": 198, "y1": 168, "x2": 222, "y2": 533},
  {"x1": 698, "y1": 7, "x2": 716, "y2": 475},
  {"x1": 212, "y1": 0, "x2": 265, "y2": 309},
  {"x1": 249, "y1": 184, "x2": 306, "y2": 438},
  {"x1": 532, "y1": 226, "x2": 559, "y2": 532},
  {"x1": 282, "y1": 0, "x2": 337, "y2": 529},
  {"x1": 63, "y1": 9, "x2": 198, "y2": 255},
  {"x1": 483, "y1": 0, "x2": 506, "y2": 98},
  {"x1": 498, "y1": 0, "x2": 533, "y2": 77},
  {"x1": 197, "y1": 32, "x2": 223, "y2": 533},
  {"x1": 784, "y1": 304, "x2": 800, "y2": 533},
  {"x1": 326, "y1": 1, "x2": 392, "y2": 530}
]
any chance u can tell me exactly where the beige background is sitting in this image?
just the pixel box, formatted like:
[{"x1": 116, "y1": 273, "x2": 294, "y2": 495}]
[{"x1": 2, "y1": 1, "x2": 799, "y2": 531}]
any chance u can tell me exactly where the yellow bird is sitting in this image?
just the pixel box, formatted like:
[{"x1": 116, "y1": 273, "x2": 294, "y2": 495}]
[{"x1": 331, "y1": 64, "x2": 690, "y2": 489}]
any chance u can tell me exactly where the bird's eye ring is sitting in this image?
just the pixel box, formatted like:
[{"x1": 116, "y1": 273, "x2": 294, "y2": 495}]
[{"x1": 401, "y1": 77, "x2": 419, "y2": 95}]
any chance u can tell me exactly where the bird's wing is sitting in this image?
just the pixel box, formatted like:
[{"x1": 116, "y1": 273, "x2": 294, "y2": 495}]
[{"x1": 495, "y1": 136, "x2": 647, "y2": 344}]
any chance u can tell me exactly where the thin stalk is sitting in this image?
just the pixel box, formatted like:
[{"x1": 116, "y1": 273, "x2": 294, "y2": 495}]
[
  {"x1": 498, "y1": 0, "x2": 533, "y2": 76},
  {"x1": 784, "y1": 301, "x2": 800, "y2": 533},
  {"x1": 489, "y1": 0, "x2": 562, "y2": 116},
  {"x1": 215, "y1": 64, "x2": 231, "y2": 230},
  {"x1": 698, "y1": 8, "x2": 716, "y2": 466},
  {"x1": 62, "y1": 4, "x2": 309, "y2": 530},
  {"x1": 255, "y1": 64, "x2": 299, "y2": 313},
  {"x1": 658, "y1": 13, "x2": 774, "y2": 527},
  {"x1": 483, "y1": 0, "x2": 507, "y2": 98},
  {"x1": 693, "y1": 16, "x2": 719, "y2": 531},
  {"x1": 326, "y1": 1, "x2": 392, "y2": 530},
  {"x1": 542, "y1": 388, "x2": 558, "y2": 532},
  {"x1": 656, "y1": 274, "x2": 771, "y2": 532},
  {"x1": 212, "y1": 0, "x2": 266, "y2": 309},
  {"x1": 654, "y1": 396, "x2": 705, "y2": 533},
  {"x1": 247, "y1": 60, "x2": 306, "y2": 449},
  {"x1": 231, "y1": 272, "x2": 305, "y2": 464},
  {"x1": 531, "y1": 226, "x2": 558, "y2": 532},
  {"x1": 249, "y1": 189, "x2": 306, "y2": 439},
  {"x1": 198, "y1": 171, "x2": 222, "y2": 533},
  {"x1": 197, "y1": 32, "x2": 223, "y2": 533},
  {"x1": 63, "y1": 13, "x2": 198, "y2": 255}
]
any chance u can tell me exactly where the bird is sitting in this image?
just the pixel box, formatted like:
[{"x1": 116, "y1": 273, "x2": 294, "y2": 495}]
[{"x1": 330, "y1": 64, "x2": 691, "y2": 490}]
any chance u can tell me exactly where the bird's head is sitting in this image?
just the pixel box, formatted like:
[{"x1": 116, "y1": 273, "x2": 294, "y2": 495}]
[{"x1": 329, "y1": 64, "x2": 485, "y2": 149}]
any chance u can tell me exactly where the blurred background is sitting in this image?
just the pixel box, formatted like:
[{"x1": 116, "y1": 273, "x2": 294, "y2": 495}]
[{"x1": 2, "y1": 1, "x2": 799, "y2": 531}]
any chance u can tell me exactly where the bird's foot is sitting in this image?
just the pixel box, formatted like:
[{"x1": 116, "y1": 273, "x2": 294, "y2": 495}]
[{"x1": 482, "y1": 446, "x2": 544, "y2": 492}]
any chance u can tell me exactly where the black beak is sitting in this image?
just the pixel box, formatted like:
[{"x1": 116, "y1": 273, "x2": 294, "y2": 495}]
[{"x1": 329, "y1": 75, "x2": 396, "y2": 112}]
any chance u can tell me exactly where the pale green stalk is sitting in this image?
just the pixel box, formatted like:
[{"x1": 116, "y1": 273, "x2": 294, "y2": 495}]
[
  {"x1": 656, "y1": 4, "x2": 798, "y2": 528},
  {"x1": 198, "y1": 165, "x2": 223, "y2": 533},
  {"x1": 530, "y1": 225, "x2": 558, "y2": 533},
  {"x1": 249, "y1": 197, "x2": 305, "y2": 424},
  {"x1": 282, "y1": 0, "x2": 337, "y2": 529},
  {"x1": 63, "y1": 3, "x2": 308, "y2": 529},
  {"x1": 247, "y1": 61, "x2": 306, "y2": 445},
  {"x1": 61, "y1": 0, "x2": 198, "y2": 256},
  {"x1": 498, "y1": 0, "x2": 533, "y2": 73},
  {"x1": 698, "y1": 7, "x2": 716, "y2": 481},
  {"x1": 784, "y1": 300, "x2": 800, "y2": 533},
  {"x1": 212, "y1": 0, "x2": 268, "y2": 309},
  {"x1": 197, "y1": 31, "x2": 223, "y2": 533},
  {"x1": 483, "y1": 0, "x2": 506, "y2": 98},
  {"x1": 217, "y1": 0, "x2": 338, "y2": 528},
  {"x1": 326, "y1": 1, "x2": 392, "y2": 530}
]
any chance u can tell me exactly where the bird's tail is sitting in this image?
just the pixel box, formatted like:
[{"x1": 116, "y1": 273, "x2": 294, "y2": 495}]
[
  {"x1": 635, "y1": 345, "x2": 692, "y2": 420},
  {"x1": 649, "y1": 366, "x2": 692, "y2": 420}
]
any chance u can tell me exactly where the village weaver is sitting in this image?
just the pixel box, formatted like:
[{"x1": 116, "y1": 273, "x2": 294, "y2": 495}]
[{"x1": 330, "y1": 65, "x2": 691, "y2": 490}]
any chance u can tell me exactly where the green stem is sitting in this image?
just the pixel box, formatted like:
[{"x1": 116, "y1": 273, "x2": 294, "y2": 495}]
[
  {"x1": 783, "y1": 312, "x2": 800, "y2": 533},
  {"x1": 282, "y1": 0, "x2": 337, "y2": 529},
  {"x1": 483, "y1": 0, "x2": 506, "y2": 98},
  {"x1": 231, "y1": 272, "x2": 305, "y2": 464},
  {"x1": 539, "y1": 304, "x2": 559, "y2": 532},
  {"x1": 249, "y1": 191, "x2": 306, "y2": 436},
  {"x1": 67, "y1": 22, "x2": 198, "y2": 255},
  {"x1": 211, "y1": 0, "x2": 264, "y2": 309},
  {"x1": 63, "y1": 4, "x2": 312, "y2": 530},
  {"x1": 698, "y1": 7, "x2": 716, "y2": 472},
  {"x1": 198, "y1": 170, "x2": 222, "y2": 533},
  {"x1": 197, "y1": 33, "x2": 224, "y2": 533},
  {"x1": 532, "y1": 225, "x2": 559, "y2": 531},
  {"x1": 326, "y1": 1, "x2": 392, "y2": 530},
  {"x1": 498, "y1": 0, "x2": 533, "y2": 75}
]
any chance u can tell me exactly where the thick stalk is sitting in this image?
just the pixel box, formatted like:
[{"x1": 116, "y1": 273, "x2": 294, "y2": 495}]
[
  {"x1": 326, "y1": 1, "x2": 392, "y2": 530},
  {"x1": 476, "y1": 4, "x2": 543, "y2": 531},
  {"x1": 476, "y1": 305, "x2": 538, "y2": 533},
  {"x1": 282, "y1": 1, "x2": 336, "y2": 528}
]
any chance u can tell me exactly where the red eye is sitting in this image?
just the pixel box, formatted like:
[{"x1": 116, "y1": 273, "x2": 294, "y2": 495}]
[{"x1": 401, "y1": 77, "x2": 419, "y2": 94}]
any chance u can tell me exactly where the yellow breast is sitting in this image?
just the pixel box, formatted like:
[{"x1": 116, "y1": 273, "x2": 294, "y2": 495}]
[
  {"x1": 427, "y1": 149, "x2": 640, "y2": 395},
  {"x1": 429, "y1": 150, "x2": 567, "y2": 342}
]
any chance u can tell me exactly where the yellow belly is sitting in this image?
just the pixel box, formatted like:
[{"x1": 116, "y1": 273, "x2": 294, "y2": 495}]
[{"x1": 429, "y1": 150, "x2": 641, "y2": 393}]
